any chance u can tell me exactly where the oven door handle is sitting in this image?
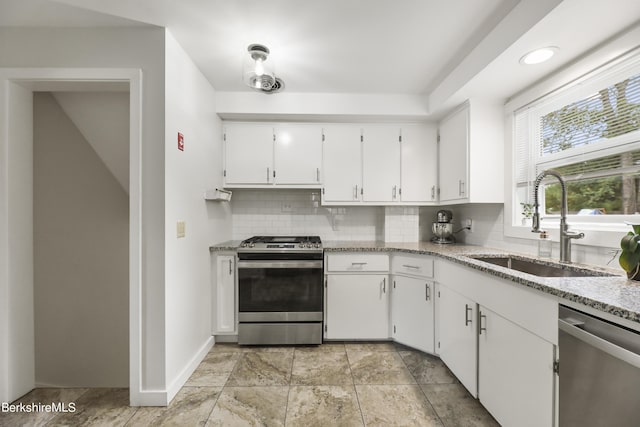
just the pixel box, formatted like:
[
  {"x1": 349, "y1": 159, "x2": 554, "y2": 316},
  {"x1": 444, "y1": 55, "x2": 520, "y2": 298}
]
[{"x1": 238, "y1": 260, "x2": 323, "y2": 269}]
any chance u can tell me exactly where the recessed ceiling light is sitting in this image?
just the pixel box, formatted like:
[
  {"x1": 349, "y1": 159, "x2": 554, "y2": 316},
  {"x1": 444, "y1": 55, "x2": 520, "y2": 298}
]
[{"x1": 519, "y1": 47, "x2": 559, "y2": 65}]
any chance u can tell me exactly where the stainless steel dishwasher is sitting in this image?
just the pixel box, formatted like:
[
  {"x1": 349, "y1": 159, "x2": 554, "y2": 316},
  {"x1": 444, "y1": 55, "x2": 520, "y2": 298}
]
[{"x1": 559, "y1": 305, "x2": 640, "y2": 426}]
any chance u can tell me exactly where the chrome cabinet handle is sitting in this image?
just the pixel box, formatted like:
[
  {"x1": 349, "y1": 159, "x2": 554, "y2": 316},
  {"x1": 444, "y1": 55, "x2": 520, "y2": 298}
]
[
  {"x1": 382, "y1": 277, "x2": 386, "y2": 293},
  {"x1": 316, "y1": 168, "x2": 320, "y2": 182},
  {"x1": 267, "y1": 167, "x2": 270, "y2": 183},
  {"x1": 465, "y1": 304, "x2": 473, "y2": 326},
  {"x1": 479, "y1": 311, "x2": 487, "y2": 334},
  {"x1": 458, "y1": 180, "x2": 462, "y2": 196},
  {"x1": 425, "y1": 283, "x2": 430, "y2": 301},
  {"x1": 354, "y1": 185, "x2": 358, "y2": 200},
  {"x1": 351, "y1": 262, "x2": 368, "y2": 266},
  {"x1": 402, "y1": 264, "x2": 420, "y2": 269},
  {"x1": 228, "y1": 259, "x2": 233, "y2": 275},
  {"x1": 431, "y1": 185, "x2": 435, "y2": 200},
  {"x1": 392, "y1": 185, "x2": 397, "y2": 199}
]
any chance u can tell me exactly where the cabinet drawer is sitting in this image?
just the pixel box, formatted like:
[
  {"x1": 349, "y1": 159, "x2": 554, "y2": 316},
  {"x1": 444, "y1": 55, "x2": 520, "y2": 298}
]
[
  {"x1": 391, "y1": 255, "x2": 433, "y2": 277},
  {"x1": 326, "y1": 253, "x2": 389, "y2": 272}
]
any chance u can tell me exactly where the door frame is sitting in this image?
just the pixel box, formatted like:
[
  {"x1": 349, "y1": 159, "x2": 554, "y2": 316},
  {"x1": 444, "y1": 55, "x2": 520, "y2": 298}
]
[{"x1": 0, "y1": 68, "x2": 143, "y2": 404}]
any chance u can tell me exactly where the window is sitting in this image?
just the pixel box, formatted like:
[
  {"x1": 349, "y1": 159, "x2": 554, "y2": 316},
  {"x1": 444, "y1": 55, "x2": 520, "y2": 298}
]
[{"x1": 514, "y1": 53, "x2": 640, "y2": 227}]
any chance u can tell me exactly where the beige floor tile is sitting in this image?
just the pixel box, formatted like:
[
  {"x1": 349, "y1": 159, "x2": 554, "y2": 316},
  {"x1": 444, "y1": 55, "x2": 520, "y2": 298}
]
[
  {"x1": 226, "y1": 352, "x2": 293, "y2": 386},
  {"x1": 356, "y1": 384, "x2": 443, "y2": 427},
  {"x1": 399, "y1": 351, "x2": 457, "y2": 384},
  {"x1": 206, "y1": 386, "x2": 288, "y2": 426},
  {"x1": 348, "y1": 351, "x2": 416, "y2": 385},
  {"x1": 126, "y1": 386, "x2": 221, "y2": 427},
  {"x1": 241, "y1": 346, "x2": 295, "y2": 354},
  {"x1": 291, "y1": 352, "x2": 352, "y2": 386},
  {"x1": 0, "y1": 388, "x2": 88, "y2": 427},
  {"x1": 47, "y1": 388, "x2": 136, "y2": 427},
  {"x1": 208, "y1": 343, "x2": 245, "y2": 353},
  {"x1": 285, "y1": 385, "x2": 363, "y2": 427},
  {"x1": 294, "y1": 342, "x2": 346, "y2": 353},
  {"x1": 421, "y1": 384, "x2": 499, "y2": 427},
  {"x1": 186, "y1": 352, "x2": 242, "y2": 386},
  {"x1": 345, "y1": 341, "x2": 396, "y2": 353}
]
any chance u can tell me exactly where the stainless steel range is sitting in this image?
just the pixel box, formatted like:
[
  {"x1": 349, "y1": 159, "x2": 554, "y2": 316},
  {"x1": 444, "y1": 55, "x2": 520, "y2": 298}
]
[{"x1": 237, "y1": 236, "x2": 323, "y2": 345}]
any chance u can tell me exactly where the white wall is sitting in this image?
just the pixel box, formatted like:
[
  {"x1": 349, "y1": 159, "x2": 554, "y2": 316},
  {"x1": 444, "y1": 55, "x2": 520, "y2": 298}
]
[
  {"x1": 33, "y1": 93, "x2": 128, "y2": 387},
  {"x1": 0, "y1": 82, "x2": 35, "y2": 402},
  {"x1": 231, "y1": 189, "x2": 383, "y2": 241},
  {"x1": 163, "y1": 30, "x2": 231, "y2": 401},
  {"x1": 53, "y1": 91, "x2": 130, "y2": 192},
  {"x1": 0, "y1": 27, "x2": 167, "y2": 402}
]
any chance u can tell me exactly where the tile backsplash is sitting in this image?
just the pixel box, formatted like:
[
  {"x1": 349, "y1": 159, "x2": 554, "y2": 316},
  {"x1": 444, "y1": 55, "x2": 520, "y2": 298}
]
[{"x1": 231, "y1": 189, "x2": 384, "y2": 241}]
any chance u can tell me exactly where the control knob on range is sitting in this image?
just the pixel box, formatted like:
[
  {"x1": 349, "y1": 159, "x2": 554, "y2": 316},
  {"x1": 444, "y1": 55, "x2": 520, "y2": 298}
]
[{"x1": 314, "y1": 243, "x2": 321, "y2": 248}]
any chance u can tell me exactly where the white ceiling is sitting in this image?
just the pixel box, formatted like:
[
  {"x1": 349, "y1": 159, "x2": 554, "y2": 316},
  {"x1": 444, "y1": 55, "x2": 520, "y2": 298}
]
[{"x1": 2, "y1": 0, "x2": 640, "y2": 112}]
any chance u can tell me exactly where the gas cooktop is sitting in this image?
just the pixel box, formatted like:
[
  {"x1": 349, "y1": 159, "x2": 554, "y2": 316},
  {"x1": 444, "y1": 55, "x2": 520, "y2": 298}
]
[{"x1": 238, "y1": 235, "x2": 322, "y2": 251}]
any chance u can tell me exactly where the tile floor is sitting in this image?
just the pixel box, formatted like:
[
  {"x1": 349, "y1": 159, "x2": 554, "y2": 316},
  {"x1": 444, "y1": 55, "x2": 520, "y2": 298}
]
[{"x1": 2, "y1": 342, "x2": 499, "y2": 426}]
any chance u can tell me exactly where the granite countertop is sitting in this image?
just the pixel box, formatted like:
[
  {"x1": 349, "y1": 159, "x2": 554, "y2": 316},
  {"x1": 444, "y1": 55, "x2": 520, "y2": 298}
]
[{"x1": 210, "y1": 240, "x2": 639, "y2": 325}]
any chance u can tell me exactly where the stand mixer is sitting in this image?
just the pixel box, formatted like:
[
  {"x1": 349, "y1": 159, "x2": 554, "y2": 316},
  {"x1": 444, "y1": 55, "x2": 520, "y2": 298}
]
[{"x1": 431, "y1": 210, "x2": 455, "y2": 244}]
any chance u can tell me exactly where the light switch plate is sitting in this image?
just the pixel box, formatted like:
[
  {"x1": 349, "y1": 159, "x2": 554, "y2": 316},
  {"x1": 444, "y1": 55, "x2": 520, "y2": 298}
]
[{"x1": 177, "y1": 220, "x2": 186, "y2": 238}]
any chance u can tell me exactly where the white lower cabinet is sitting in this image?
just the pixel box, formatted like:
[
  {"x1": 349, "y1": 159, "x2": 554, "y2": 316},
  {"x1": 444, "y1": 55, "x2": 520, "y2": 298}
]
[
  {"x1": 436, "y1": 259, "x2": 557, "y2": 426},
  {"x1": 325, "y1": 274, "x2": 389, "y2": 339},
  {"x1": 437, "y1": 283, "x2": 478, "y2": 397},
  {"x1": 212, "y1": 254, "x2": 236, "y2": 334},
  {"x1": 390, "y1": 275, "x2": 434, "y2": 353},
  {"x1": 478, "y1": 305, "x2": 555, "y2": 427}
]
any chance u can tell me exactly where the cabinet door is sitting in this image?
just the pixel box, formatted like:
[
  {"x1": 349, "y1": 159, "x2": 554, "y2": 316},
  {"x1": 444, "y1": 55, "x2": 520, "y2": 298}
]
[
  {"x1": 214, "y1": 255, "x2": 236, "y2": 334},
  {"x1": 400, "y1": 124, "x2": 438, "y2": 203},
  {"x1": 478, "y1": 305, "x2": 555, "y2": 427},
  {"x1": 362, "y1": 126, "x2": 401, "y2": 202},
  {"x1": 391, "y1": 276, "x2": 434, "y2": 353},
  {"x1": 224, "y1": 124, "x2": 274, "y2": 185},
  {"x1": 322, "y1": 126, "x2": 362, "y2": 202},
  {"x1": 325, "y1": 274, "x2": 389, "y2": 339},
  {"x1": 438, "y1": 106, "x2": 468, "y2": 203},
  {"x1": 437, "y1": 283, "x2": 477, "y2": 397},
  {"x1": 274, "y1": 126, "x2": 323, "y2": 185}
]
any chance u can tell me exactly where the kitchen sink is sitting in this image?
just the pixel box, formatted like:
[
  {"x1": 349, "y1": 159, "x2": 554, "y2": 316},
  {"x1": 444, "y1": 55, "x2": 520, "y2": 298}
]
[{"x1": 468, "y1": 255, "x2": 615, "y2": 278}]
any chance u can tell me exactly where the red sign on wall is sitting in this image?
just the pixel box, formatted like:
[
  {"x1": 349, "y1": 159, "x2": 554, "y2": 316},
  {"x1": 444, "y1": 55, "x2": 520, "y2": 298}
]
[{"x1": 177, "y1": 132, "x2": 184, "y2": 151}]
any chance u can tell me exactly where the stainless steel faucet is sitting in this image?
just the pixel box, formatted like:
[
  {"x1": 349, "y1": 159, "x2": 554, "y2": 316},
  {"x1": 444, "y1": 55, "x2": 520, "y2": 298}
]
[{"x1": 532, "y1": 169, "x2": 584, "y2": 263}]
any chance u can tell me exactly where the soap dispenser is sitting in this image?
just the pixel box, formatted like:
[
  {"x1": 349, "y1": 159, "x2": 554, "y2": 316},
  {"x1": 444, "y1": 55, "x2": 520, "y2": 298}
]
[{"x1": 538, "y1": 231, "x2": 552, "y2": 258}]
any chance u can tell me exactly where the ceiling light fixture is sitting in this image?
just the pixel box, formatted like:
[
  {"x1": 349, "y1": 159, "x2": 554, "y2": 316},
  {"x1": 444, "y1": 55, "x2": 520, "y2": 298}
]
[
  {"x1": 519, "y1": 46, "x2": 559, "y2": 65},
  {"x1": 243, "y1": 43, "x2": 284, "y2": 94}
]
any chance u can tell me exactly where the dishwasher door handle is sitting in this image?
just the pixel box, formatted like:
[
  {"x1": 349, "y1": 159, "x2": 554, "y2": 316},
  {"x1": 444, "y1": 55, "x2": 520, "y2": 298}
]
[{"x1": 559, "y1": 318, "x2": 640, "y2": 369}]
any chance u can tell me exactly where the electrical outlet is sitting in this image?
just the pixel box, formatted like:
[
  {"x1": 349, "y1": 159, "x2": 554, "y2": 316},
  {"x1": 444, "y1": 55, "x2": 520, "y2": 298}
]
[
  {"x1": 281, "y1": 202, "x2": 293, "y2": 212},
  {"x1": 177, "y1": 220, "x2": 186, "y2": 238},
  {"x1": 465, "y1": 218, "x2": 474, "y2": 233}
]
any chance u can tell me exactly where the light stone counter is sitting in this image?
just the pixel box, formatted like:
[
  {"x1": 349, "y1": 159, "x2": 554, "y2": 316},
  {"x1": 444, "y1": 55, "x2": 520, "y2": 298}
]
[{"x1": 210, "y1": 240, "x2": 639, "y2": 325}]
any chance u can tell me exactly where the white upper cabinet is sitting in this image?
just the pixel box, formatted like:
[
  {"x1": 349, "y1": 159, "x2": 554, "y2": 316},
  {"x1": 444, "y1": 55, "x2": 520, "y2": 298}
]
[
  {"x1": 400, "y1": 124, "x2": 438, "y2": 203},
  {"x1": 224, "y1": 123, "x2": 274, "y2": 185},
  {"x1": 362, "y1": 125, "x2": 401, "y2": 203},
  {"x1": 274, "y1": 125, "x2": 323, "y2": 185},
  {"x1": 322, "y1": 125, "x2": 363, "y2": 203},
  {"x1": 224, "y1": 123, "x2": 323, "y2": 187},
  {"x1": 438, "y1": 100, "x2": 504, "y2": 204},
  {"x1": 438, "y1": 105, "x2": 468, "y2": 203}
]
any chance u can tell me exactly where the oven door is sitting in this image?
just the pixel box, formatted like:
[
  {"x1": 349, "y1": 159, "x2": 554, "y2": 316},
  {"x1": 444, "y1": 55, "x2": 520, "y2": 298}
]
[{"x1": 237, "y1": 259, "x2": 323, "y2": 322}]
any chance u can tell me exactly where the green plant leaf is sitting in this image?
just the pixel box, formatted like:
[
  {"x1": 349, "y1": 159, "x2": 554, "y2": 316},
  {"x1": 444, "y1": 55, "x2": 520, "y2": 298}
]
[
  {"x1": 625, "y1": 221, "x2": 640, "y2": 234},
  {"x1": 619, "y1": 250, "x2": 640, "y2": 273},
  {"x1": 621, "y1": 234, "x2": 639, "y2": 252}
]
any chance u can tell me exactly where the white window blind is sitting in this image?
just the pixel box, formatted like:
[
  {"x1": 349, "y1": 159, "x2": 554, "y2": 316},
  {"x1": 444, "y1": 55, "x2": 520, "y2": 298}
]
[{"x1": 514, "y1": 50, "x2": 640, "y2": 220}]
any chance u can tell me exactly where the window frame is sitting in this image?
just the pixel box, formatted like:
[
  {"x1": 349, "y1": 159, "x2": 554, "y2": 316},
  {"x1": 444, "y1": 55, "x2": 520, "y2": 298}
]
[{"x1": 504, "y1": 42, "x2": 640, "y2": 248}]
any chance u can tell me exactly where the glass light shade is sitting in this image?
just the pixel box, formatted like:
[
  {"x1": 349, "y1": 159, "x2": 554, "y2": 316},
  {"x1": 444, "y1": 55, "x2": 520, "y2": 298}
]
[{"x1": 243, "y1": 45, "x2": 275, "y2": 90}]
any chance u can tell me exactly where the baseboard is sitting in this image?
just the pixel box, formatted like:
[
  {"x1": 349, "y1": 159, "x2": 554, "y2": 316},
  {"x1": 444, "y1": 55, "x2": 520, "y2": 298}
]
[
  {"x1": 213, "y1": 334, "x2": 238, "y2": 343},
  {"x1": 130, "y1": 389, "x2": 168, "y2": 407},
  {"x1": 165, "y1": 336, "x2": 214, "y2": 404}
]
